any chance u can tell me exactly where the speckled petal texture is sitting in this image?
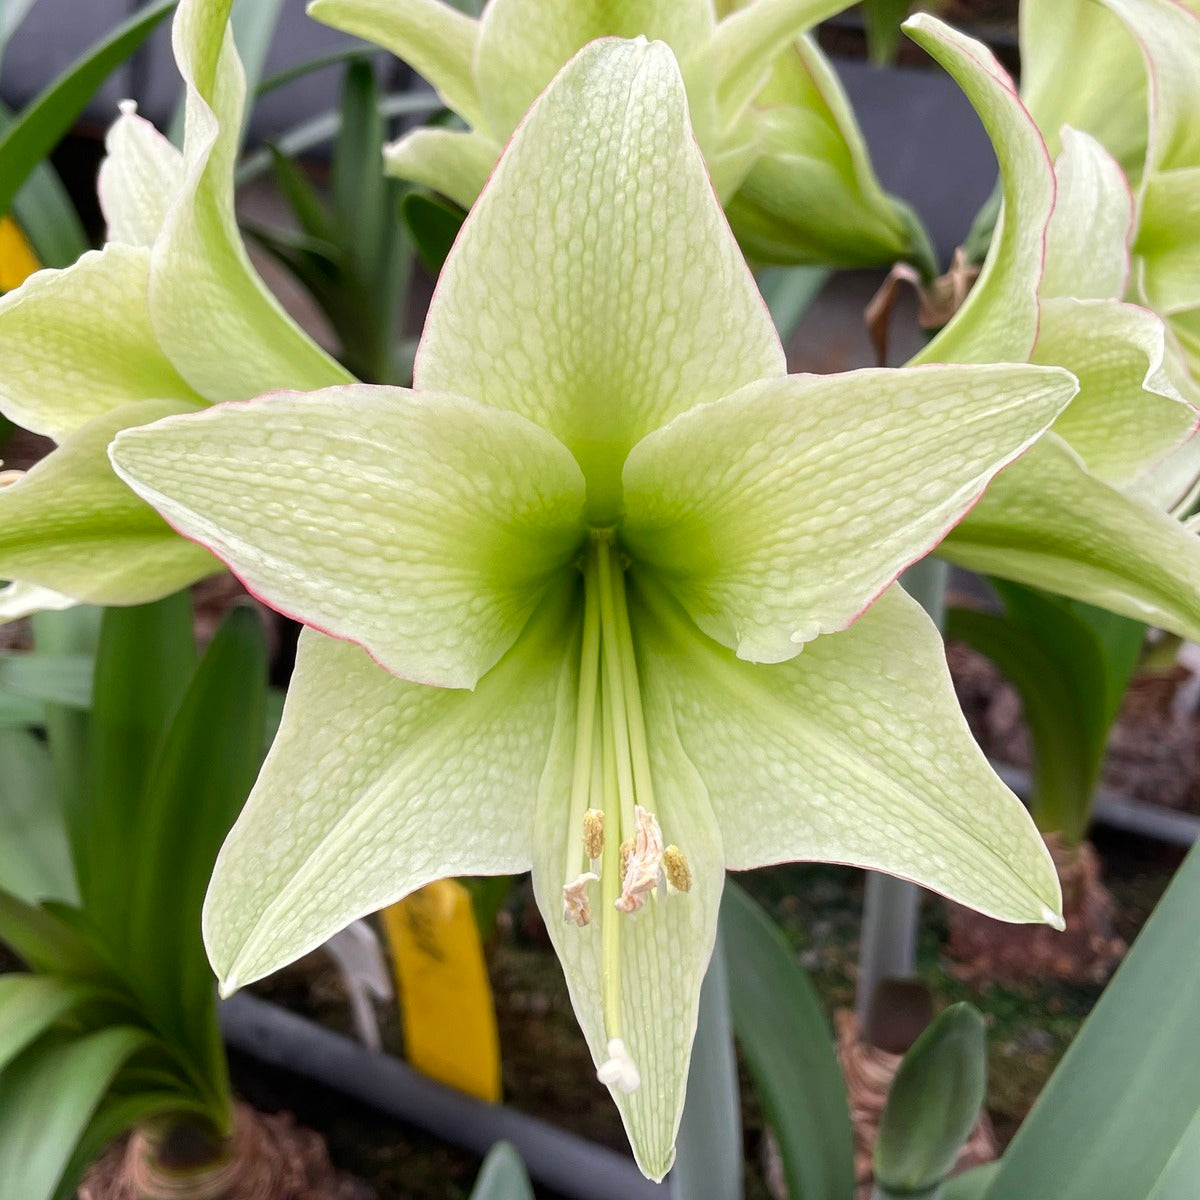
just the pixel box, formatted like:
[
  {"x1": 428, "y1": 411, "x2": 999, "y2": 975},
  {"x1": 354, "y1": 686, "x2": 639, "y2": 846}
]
[
  {"x1": 97, "y1": 103, "x2": 183, "y2": 248},
  {"x1": 415, "y1": 37, "x2": 785, "y2": 523},
  {"x1": 111, "y1": 386, "x2": 587, "y2": 689},
  {"x1": 621, "y1": 363, "x2": 1076, "y2": 661},
  {"x1": 0, "y1": 246, "x2": 199, "y2": 440},
  {"x1": 0, "y1": 400, "x2": 215, "y2": 605},
  {"x1": 940, "y1": 434, "x2": 1200, "y2": 640},
  {"x1": 205, "y1": 584, "x2": 578, "y2": 992},
  {"x1": 632, "y1": 575, "x2": 1062, "y2": 924}
]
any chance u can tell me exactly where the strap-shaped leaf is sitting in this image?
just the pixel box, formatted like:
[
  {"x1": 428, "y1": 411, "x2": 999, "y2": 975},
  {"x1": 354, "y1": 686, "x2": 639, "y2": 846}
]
[
  {"x1": 128, "y1": 606, "x2": 266, "y2": 1103},
  {"x1": 721, "y1": 881, "x2": 854, "y2": 1200},
  {"x1": 0, "y1": 0, "x2": 176, "y2": 222},
  {"x1": 0, "y1": 729, "x2": 75, "y2": 903},
  {"x1": 80, "y1": 594, "x2": 196, "y2": 946},
  {"x1": 0, "y1": 976, "x2": 91, "y2": 1073},
  {"x1": 982, "y1": 839, "x2": 1200, "y2": 1200},
  {"x1": 0, "y1": 1026, "x2": 150, "y2": 1200}
]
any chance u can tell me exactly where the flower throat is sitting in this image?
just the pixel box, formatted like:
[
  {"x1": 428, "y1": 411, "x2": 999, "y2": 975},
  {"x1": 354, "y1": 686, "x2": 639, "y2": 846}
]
[{"x1": 561, "y1": 531, "x2": 692, "y2": 1094}]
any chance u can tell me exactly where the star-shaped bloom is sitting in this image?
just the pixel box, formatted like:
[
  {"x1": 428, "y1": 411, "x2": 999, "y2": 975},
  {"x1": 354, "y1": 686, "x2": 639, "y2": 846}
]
[
  {"x1": 308, "y1": 0, "x2": 930, "y2": 269},
  {"x1": 899, "y1": 16, "x2": 1200, "y2": 641},
  {"x1": 0, "y1": 0, "x2": 350, "y2": 621},
  {"x1": 111, "y1": 37, "x2": 1072, "y2": 1178}
]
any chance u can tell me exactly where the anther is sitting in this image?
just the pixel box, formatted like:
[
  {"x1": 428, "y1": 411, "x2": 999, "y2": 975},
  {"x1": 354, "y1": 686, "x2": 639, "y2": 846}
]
[
  {"x1": 596, "y1": 1037, "x2": 641, "y2": 1094},
  {"x1": 582, "y1": 808, "x2": 605, "y2": 861},
  {"x1": 562, "y1": 872, "x2": 599, "y2": 926},
  {"x1": 614, "y1": 805, "x2": 665, "y2": 914},
  {"x1": 663, "y1": 845, "x2": 692, "y2": 893}
]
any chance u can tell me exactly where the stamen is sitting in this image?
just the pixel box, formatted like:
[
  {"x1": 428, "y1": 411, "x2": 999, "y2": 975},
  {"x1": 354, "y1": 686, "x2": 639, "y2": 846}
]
[
  {"x1": 582, "y1": 808, "x2": 605, "y2": 861},
  {"x1": 562, "y1": 872, "x2": 599, "y2": 926},
  {"x1": 596, "y1": 1037, "x2": 641, "y2": 1094},
  {"x1": 615, "y1": 805, "x2": 665, "y2": 914},
  {"x1": 663, "y1": 845, "x2": 692, "y2": 893}
]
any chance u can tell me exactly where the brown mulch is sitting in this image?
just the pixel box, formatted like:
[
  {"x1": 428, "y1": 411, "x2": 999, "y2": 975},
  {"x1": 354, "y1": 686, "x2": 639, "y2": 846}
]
[
  {"x1": 946, "y1": 837, "x2": 1126, "y2": 986},
  {"x1": 80, "y1": 1105, "x2": 372, "y2": 1200}
]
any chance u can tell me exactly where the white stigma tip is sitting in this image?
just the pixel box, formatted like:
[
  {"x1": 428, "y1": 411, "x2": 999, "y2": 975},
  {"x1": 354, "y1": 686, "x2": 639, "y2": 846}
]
[
  {"x1": 597, "y1": 1038, "x2": 641, "y2": 1094},
  {"x1": 1043, "y1": 905, "x2": 1066, "y2": 932}
]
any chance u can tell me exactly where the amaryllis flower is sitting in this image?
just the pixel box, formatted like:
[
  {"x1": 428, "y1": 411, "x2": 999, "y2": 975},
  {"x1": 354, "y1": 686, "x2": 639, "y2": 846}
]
[{"x1": 111, "y1": 37, "x2": 1070, "y2": 1178}]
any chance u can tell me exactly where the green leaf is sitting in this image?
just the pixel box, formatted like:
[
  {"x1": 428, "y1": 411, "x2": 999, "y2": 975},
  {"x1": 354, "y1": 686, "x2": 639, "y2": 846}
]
[
  {"x1": 469, "y1": 1142, "x2": 535, "y2": 1200},
  {"x1": 983, "y1": 839, "x2": 1200, "y2": 1200},
  {"x1": 671, "y1": 941, "x2": 743, "y2": 1200},
  {"x1": 0, "y1": 975, "x2": 91, "y2": 1073},
  {"x1": 267, "y1": 145, "x2": 338, "y2": 244},
  {"x1": 80, "y1": 593, "x2": 196, "y2": 945},
  {"x1": 756, "y1": 265, "x2": 829, "y2": 342},
  {"x1": 0, "y1": 653, "x2": 92, "y2": 709},
  {"x1": 0, "y1": 729, "x2": 76, "y2": 903},
  {"x1": 256, "y1": 46, "x2": 375, "y2": 98},
  {"x1": 947, "y1": 580, "x2": 1144, "y2": 844},
  {"x1": 721, "y1": 881, "x2": 854, "y2": 1200},
  {"x1": 0, "y1": 1026, "x2": 150, "y2": 1200},
  {"x1": 863, "y1": 0, "x2": 912, "y2": 64},
  {"x1": 128, "y1": 606, "x2": 266, "y2": 1105},
  {"x1": 31, "y1": 606, "x2": 100, "y2": 889},
  {"x1": 0, "y1": 0, "x2": 177, "y2": 223},
  {"x1": 943, "y1": 1163, "x2": 1001, "y2": 1200},
  {"x1": 0, "y1": 103, "x2": 87, "y2": 270},
  {"x1": 0, "y1": 888, "x2": 111, "y2": 984},
  {"x1": 402, "y1": 190, "x2": 465, "y2": 277},
  {"x1": 873, "y1": 1003, "x2": 987, "y2": 1195}
]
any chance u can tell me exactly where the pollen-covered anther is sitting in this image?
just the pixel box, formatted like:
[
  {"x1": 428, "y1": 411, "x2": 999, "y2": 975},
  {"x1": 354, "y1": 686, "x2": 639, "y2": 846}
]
[
  {"x1": 596, "y1": 1037, "x2": 641, "y2": 1094},
  {"x1": 562, "y1": 872, "x2": 599, "y2": 926},
  {"x1": 663, "y1": 845, "x2": 692, "y2": 893},
  {"x1": 582, "y1": 808, "x2": 605, "y2": 861},
  {"x1": 614, "y1": 805, "x2": 665, "y2": 915}
]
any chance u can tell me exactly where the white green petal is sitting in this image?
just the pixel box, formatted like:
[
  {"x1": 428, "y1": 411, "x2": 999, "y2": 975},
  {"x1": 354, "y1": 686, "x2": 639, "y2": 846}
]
[
  {"x1": 416, "y1": 38, "x2": 784, "y2": 525},
  {"x1": 709, "y1": 0, "x2": 848, "y2": 130},
  {"x1": 0, "y1": 245, "x2": 200, "y2": 440},
  {"x1": 631, "y1": 576, "x2": 1061, "y2": 925},
  {"x1": 307, "y1": 0, "x2": 484, "y2": 128},
  {"x1": 621, "y1": 364, "x2": 1076, "y2": 662},
  {"x1": 0, "y1": 400, "x2": 216, "y2": 607},
  {"x1": 1138, "y1": 167, "x2": 1200, "y2": 317},
  {"x1": 205, "y1": 586, "x2": 577, "y2": 992},
  {"x1": 1040, "y1": 127, "x2": 1133, "y2": 301},
  {"x1": 1019, "y1": 0, "x2": 1148, "y2": 177},
  {"x1": 110, "y1": 386, "x2": 587, "y2": 689},
  {"x1": 1098, "y1": 0, "x2": 1200, "y2": 174},
  {"x1": 941, "y1": 433, "x2": 1200, "y2": 641},
  {"x1": 97, "y1": 101, "x2": 184, "y2": 248},
  {"x1": 725, "y1": 33, "x2": 915, "y2": 268},
  {"x1": 906, "y1": 15, "x2": 1053, "y2": 365},
  {"x1": 531, "y1": 624, "x2": 724, "y2": 1181},
  {"x1": 0, "y1": 582, "x2": 79, "y2": 624},
  {"x1": 1034, "y1": 298, "x2": 1195, "y2": 486},
  {"x1": 473, "y1": 0, "x2": 715, "y2": 142},
  {"x1": 151, "y1": 0, "x2": 350, "y2": 400},
  {"x1": 384, "y1": 126, "x2": 498, "y2": 212}
]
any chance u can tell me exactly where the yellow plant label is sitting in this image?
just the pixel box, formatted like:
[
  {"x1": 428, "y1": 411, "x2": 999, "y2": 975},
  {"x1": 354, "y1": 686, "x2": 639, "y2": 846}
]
[
  {"x1": 381, "y1": 879, "x2": 502, "y2": 1102},
  {"x1": 0, "y1": 217, "x2": 40, "y2": 292}
]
